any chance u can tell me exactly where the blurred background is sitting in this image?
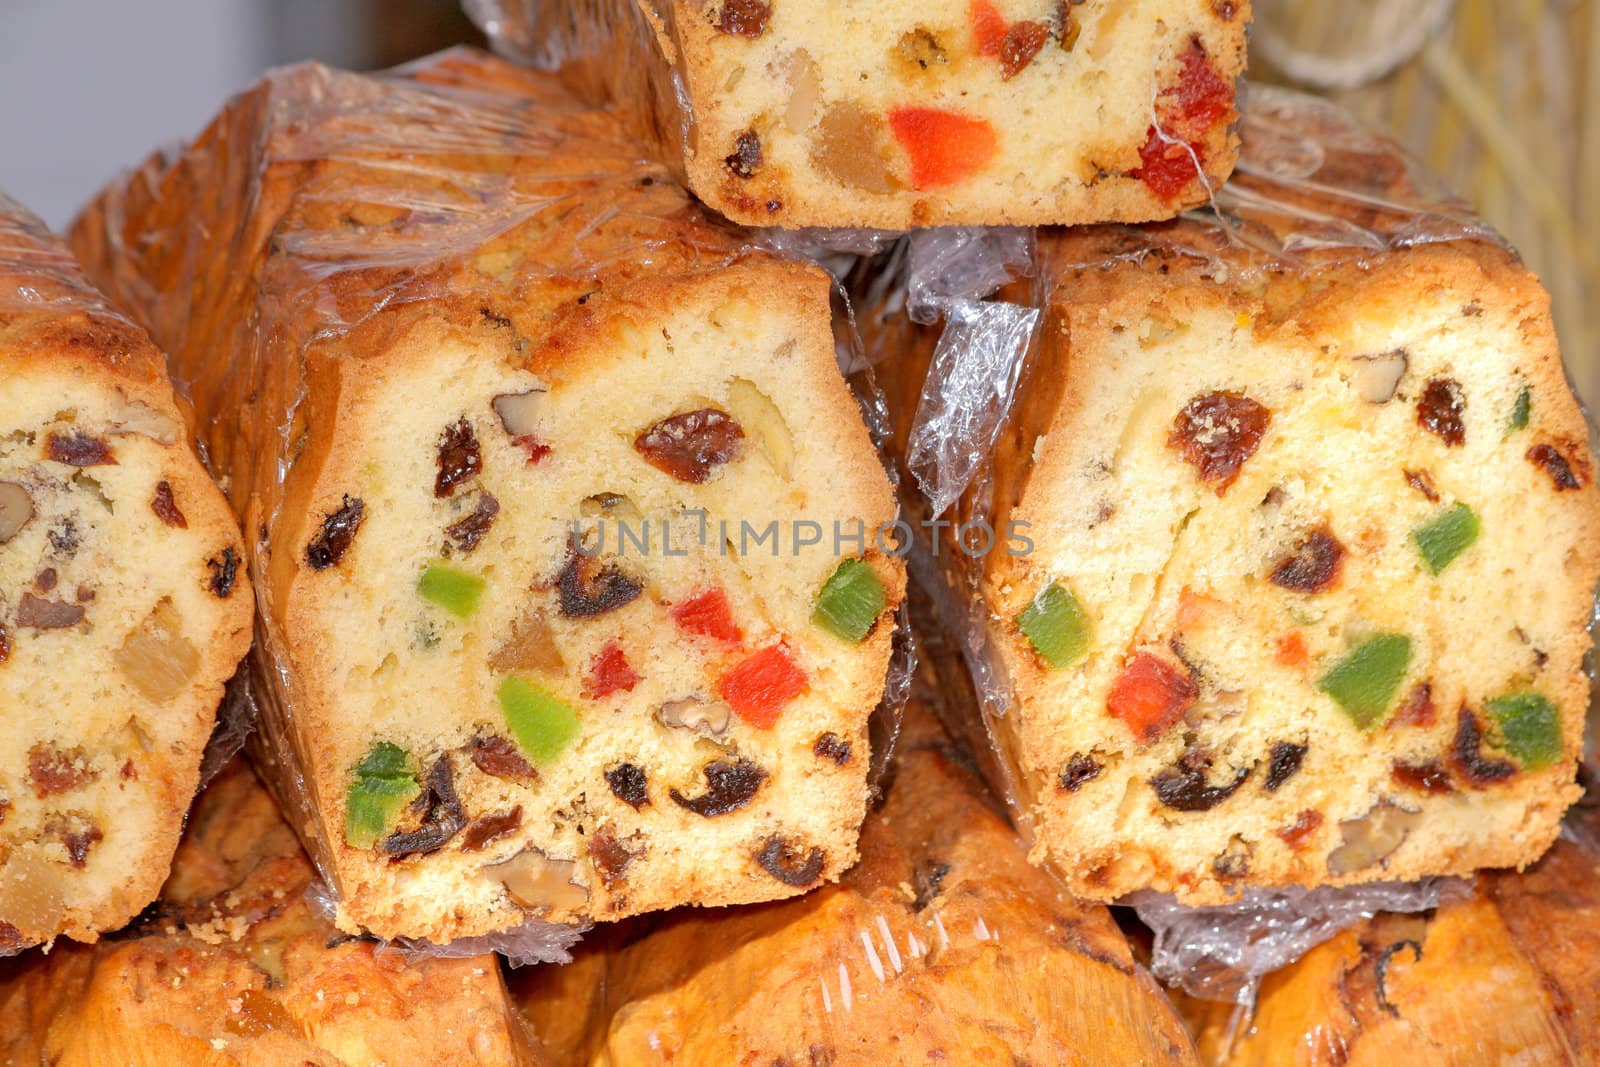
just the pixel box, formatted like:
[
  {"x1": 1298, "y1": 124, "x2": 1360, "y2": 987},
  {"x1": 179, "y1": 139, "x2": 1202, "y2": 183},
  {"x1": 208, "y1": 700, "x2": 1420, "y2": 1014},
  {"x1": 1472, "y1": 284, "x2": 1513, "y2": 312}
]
[{"x1": 0, "y1": 0, "x2": 1593, "y2": 403}]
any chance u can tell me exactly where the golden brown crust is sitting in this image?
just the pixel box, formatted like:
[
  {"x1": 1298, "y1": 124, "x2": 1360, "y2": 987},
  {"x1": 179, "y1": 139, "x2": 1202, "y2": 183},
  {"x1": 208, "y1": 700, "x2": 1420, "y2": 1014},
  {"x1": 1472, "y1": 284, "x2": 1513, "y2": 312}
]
[
  {"x1": 0, "y1": 760, "x2": 542, "y2": 1066},
  {"x1": 515, "y1": 677, "x2": 1200, "y2": 1065}
]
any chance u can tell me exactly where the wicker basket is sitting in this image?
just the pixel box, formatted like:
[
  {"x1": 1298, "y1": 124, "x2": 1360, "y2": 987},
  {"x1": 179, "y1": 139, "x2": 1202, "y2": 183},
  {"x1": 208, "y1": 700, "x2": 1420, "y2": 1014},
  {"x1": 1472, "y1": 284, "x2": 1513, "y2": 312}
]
[{"x1": 1254, "y1": 0, "x2": 1599, "y2": 407}]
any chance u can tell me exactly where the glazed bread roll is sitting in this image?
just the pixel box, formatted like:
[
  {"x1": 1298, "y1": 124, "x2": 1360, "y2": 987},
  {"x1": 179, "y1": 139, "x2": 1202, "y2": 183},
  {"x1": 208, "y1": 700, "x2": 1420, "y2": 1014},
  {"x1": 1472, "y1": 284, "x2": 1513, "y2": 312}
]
[
  {"x1": 868, "y1": 88, "x2": 1600, "y2": 904},
  {"x1": 0, "y1": 196, "x2": 251, "y2": 952},
  {"x1": 70, "y1": 50, "x2": 904, "y2": 944},
  {"x1": 515, "y1": 673, "x2": 1201, "y2": 1065},
  {"x1": 471, "y1": 0, "x2": 1249, "y2": 228},
  {"x1": 0, "y1": 760, "x2": 542, "y2": 1067},
  {"x1": 1180, "y1": 796, "x2": 1600, "y2": 1065}
]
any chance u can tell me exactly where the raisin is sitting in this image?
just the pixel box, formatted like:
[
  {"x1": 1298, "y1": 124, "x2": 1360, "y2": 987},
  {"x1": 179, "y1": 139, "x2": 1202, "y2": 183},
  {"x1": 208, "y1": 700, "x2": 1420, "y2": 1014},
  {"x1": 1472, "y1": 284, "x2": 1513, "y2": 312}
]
[
  {"x1": 47, "y1": 432, "x2": 115, "y2": 467},
  {"x1": 28, "y1": 743, "x2": 97, "y2": 797},
  {"x1": 604, "y1": 763, "x2": 650, "y2": 809},
  {"x1": 434, "y1": 419, "x2": 482, "y2": 498},
  {"x1": 34, "y1": 568, "x2": 55, "y2": 592},
  {"x1": 1403, "y1": 469, "x2": 1440, "y2": 503},
  {"x1": 1150, "y1": 748, "x2": 1250, "y2": 811},
  {"x1": 468, "y1": 734, "x2": 537, "y2": 781},
  {"x1": 1391, "y1": 760, "x2": 1454, "y2": 795},
  {"x1": 1450, "y1": 708, "x2": 1517, "y2": 787},
  {"x1": 669, "y1": 759, "x2": 768, "y2": 817},
  {"x1": 716, "y1": 0, "x2": 770, "y2": 36},
  {"x1": 1168, "y1": 391, "x2": 1270, "y2": 494},
  {"x1": 1276, "y1": 809, "x2": 1324, "y2": 849},
  {"x1": 461, "y1": 806, "x2": 523, "y2": 853},
  {"x1": 1213, "y1": 837, "x2": 1253, "y2": 877},
  {"x1": 1263, "y1": 741, "x2": 1307, "y2": 792},
  {"x1": 445, "y1": 492, "x2": 499, "y2": 553},
  {"x1": 590, "y1": 826, "x2": 642, "y2": 889},
  {"x1": 381, "y1": 757, "x2": 466, "y2": 858},
  {"x1": 557, "y1": 549, "x2": 643, "y2": 618},
  {"x1": 17, "y1": 594, "x2": 85, "y2": 630},
  {"x1": 634, "y1": 408, "x2": 745, "y2": 484},
  {"x1": 812, "y1": 732, "x2": 852, "y2": 765},
  {"x1": 1416, "y1": 378, "x2": 1466, "y2": 446},
  {"x1": 43, "y1": 814, "x2": 103, "y2": 868},
  {"x1": 1527, "y1": 443, "x2": 1582, "y2": 490},
  {"x1": 206, "y1": 546, "x2": 240, "y2": 598},
  {"x1": 1058, "y1": 753, "x2": 1102, "y2": 792},
  {"x1": 1269, "y1": 527, "x2": 1345, "y2": 593},
  {"x1": 0, "y1": 623, "x2": 9, "y2": 664},
  {"x1": 1392, "y1": 683, "x2": 1437, "y2": 728},
  {"x1": 74, "y1": 585, "x2": 93, "y2": 604},
  {"x1": 756, "y1": 835, "x2": 826, "y2": 887},
  {"x1": 151, "y1": 481, "x2": 187, "y2": 527},
  {"x1": 999, "y1": 20, "x2": 1050, "y2": 78},
  {"x1": 305, "y1": 496, "x2": 364, "y2": 570},
  {"x1": 725, "y1": 130, "x2": 763, "y2": 178},
  {"x1": 912, "y1": 860, "x2": 950, "y2": 910}
]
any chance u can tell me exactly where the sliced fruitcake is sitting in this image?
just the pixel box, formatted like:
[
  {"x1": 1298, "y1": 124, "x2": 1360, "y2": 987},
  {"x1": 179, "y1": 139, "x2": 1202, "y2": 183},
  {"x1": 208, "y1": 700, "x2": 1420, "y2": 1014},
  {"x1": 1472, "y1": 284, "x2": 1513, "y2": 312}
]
[
  {"x1": 0, "y1": 195, "x2": 251, "y2": 952},
  {"x1": 471, "y1": 0, "x2": 1249, "y2": 228},
  {"x1": 868, "y1": 90, "x2": 1600, "y2": 905},
  {"x1": 514, "y1": 670, "x2": 1200, "y2": 1066},
  {"x1": 70, "y1": 50, "x2": 904, "y2": 944}
]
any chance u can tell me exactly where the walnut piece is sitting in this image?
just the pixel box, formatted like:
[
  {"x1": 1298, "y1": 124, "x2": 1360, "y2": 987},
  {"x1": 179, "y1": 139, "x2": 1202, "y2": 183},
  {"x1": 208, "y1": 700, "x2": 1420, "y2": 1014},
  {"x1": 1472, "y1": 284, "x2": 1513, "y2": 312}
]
[{"x1": 490, "y1": 849, "x2": 589, "y2": 912}]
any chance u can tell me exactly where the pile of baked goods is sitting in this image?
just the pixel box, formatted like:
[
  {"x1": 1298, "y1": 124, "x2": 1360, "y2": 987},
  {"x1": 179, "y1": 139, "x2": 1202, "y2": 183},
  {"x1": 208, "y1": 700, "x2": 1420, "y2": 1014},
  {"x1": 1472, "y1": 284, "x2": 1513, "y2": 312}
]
[{"x1": 2, "y1": 1, "x2": 1596, "y2": 1062}]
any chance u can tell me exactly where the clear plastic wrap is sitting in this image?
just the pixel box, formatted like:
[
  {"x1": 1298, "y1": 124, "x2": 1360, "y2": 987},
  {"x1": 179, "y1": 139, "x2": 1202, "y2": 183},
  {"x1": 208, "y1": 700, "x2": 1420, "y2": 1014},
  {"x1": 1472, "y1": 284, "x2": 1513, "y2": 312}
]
[
  {"x1": 70, "y1": 47, "x2": 909, "y2": 950},
  {"x1": 513, "y1": 654, "x2": 1201, "y2": 1064},
  {"x1": 859, "y1": 79, "x2": 1600, "y2": 980}
]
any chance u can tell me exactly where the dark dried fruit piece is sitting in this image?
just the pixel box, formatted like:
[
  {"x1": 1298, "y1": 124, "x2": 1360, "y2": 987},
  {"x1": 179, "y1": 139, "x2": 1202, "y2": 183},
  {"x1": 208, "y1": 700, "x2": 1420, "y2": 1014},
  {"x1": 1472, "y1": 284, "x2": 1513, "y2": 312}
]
[
  {"x1": 17, "y1": 593, "x2": 85, "y2": 630},
  {"x1": 634, "y1": 408, "x2": 745, "y2": 484},
  {"x1": 1392, "y1": 682, "x2": 1437, "y2": 728},
  {"x1": 381, "y1": 757, "x2": 467, "y2": 858},
  {"x1": 47, "y1": 432, "x2": 115, "y2": 467},
  {"x1": 669, "y1": 759, "x2": 768, "y2": 817},
  {"x1": 468, "y1": 734, "x2": 537, "y2": 781},
  {"x1": 1168, "y1": 391, "x2": 1270, "y2": 494},
  {"x1": 306, "y1": 496, "x2": 364, "y2": 570},
  {"x1": 1416, "y1": 378, "x2": 1466, "y2": 446},
  {"x1": 1263, "y1": 741, "x2": 1307, "y2": 792},
  {"x1": 715, "y1": 0, "x2": 770, "y2": 36},
  {"x1": 461, "y1": 807, "x2": 523, "y2": 853},
  {"x1": 590, "y1": 826, "x2": 642, "y2": 889},
  {"x1": 557, "y1": 549, "x2": 643, "y2": 618},
  {"x1": 1150, "y1": 748, "x2": 1250, "y2": 811},
  {"x1": 446, "y1": 492, "x2": 500, "y2": 553},
  {"x1": 1276, "y1": 809, "x2": 1324, "y2": 849},
  {"x1": 999, "y1": 20, "x2": 1050, "y2": 78},
  {"x1": 29, "y1": 743, "x2": 97, "y2": 797},
  {"x1": 1212, "y1": 837, "x2": 1253, "y2": 878},
  {"x1": 34, "y1": 569, "x2": 55, "y2": 592},
  {"x1": 1391, "y1": 760, "x2": 1454, "y2": 795},
  {"x1": 725, "y1": 130, "x2": 762, "y2": 178},
  {"x1": 1527, "y1": 443, "x2": 1582, "y2": 490},
  {"x1": 1451, "y1": 708, "x2": 1517, "y2": 787},
  {"x1": 1403, "y1": 469, "x2": 1440, "y2": 503},
  {"x1": 0, "y1": 622, "x2": 10, "y2": 665},
  {"x1": 605, "y1": 763, "x2": 650, "y2": 809},
  {"x1": 43, "y1": 814, "x2": 104, "y2": 868},
  {"x1": 435, "y1": 419, "x2": 482, "y2": 498},
  {"x1": 756, "y1": 835, "x2": 826, "y2": 887},
  {"x1": 1269, "y1": 527, "x2": 1345, "y2": 593},
  {"x1": 151, "y1": 481, "x2": 187, "y2": 527},
  {"x1": 206, "y1": 547, "x2": 240, "y2": 598},
  {"x1": 812, "y1": 732, "x2": 852, "y2": 765},
  {"x1": 1058, "y1": 753, "x2": 1102, "y2": 792}
]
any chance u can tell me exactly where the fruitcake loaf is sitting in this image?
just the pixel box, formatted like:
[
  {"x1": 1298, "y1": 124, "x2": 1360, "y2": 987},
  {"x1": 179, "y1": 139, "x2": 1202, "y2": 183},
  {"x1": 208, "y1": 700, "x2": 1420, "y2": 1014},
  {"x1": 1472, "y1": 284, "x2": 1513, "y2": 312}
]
[
  {"x1": 0, "y1": 196, "x2": 252, "y2": 953},
  {"x1": 1180, "y1": 795, "x2": 1600, "y2": 1065},
  {"x1": 469, "y1": 0, "x2": 1249, "y2": 228},
  {"x1": 0, "y1": 759, "x2": 544, "y2": 1067},
  {"x1": 866, "y1": 88, "x2": 1600, "y2": 905},
  {"x1": 70, "y1": 49, "x2": 904, "y2": 944},
  {"x1": 514, "y1": 674, "x2": 1201, "y2": 1066}
]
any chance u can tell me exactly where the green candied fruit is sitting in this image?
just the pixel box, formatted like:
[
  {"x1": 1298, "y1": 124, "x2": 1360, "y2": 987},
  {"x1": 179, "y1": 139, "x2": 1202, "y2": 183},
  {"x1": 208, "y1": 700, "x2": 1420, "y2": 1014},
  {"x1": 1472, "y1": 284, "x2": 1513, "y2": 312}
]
[
  {"x1": 344, "y1": 741, "x2": 420, "y2": 850},
  {"x1": 1412, "y1": 502, "x2": 1480, "y2": 575},
  {"x1": 498, "y1": 676, "x2": 582, "y2": 765},
  {"x1": 1017, "y1": 582, "x2": 1092, "y2": 670},
  {"x1": 1318, "y1": 633, "x2": 1412, "y2": 729},
  {"x1": 812, "y1": 559, "x2": 887, "y2": 643},
  {"x1": 1487, "y1": 691, "x2": 1562, "y2": 769},
  {"x1": 418, "y1": 564, "x2": 486, "y2": 619},
  {"x1": 1507, "y1": 384, "x2": 1531, "y2": 434}
]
